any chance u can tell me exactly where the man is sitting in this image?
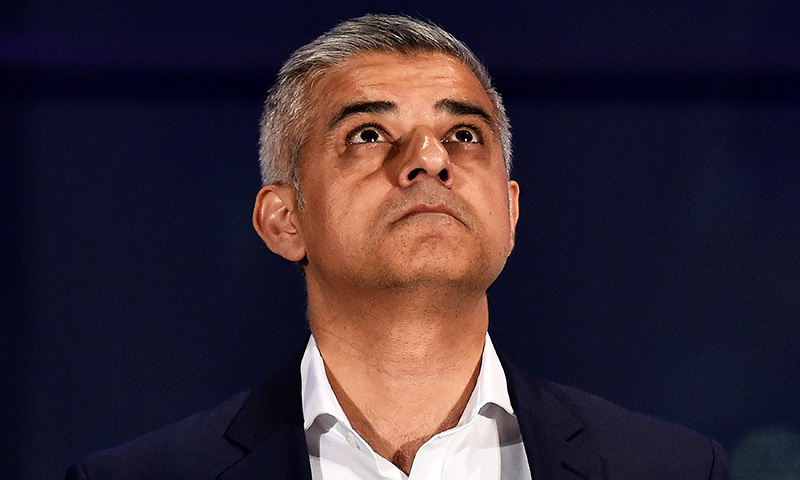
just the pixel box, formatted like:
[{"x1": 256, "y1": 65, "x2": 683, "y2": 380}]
[{"x1": 67, "y1": 14, "x2": 730, "y2": 480}]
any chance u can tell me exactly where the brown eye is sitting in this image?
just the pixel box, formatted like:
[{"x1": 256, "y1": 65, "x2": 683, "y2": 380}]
[
  {"x1": 443, "y1": 126, "x2": 482, "y2": 144},
  {"x1": 455, "y1": 130, "x2": 474, "y2": 142},
  {"x1": 349, "y1": 127, "x2": 385, "y2": 144}
]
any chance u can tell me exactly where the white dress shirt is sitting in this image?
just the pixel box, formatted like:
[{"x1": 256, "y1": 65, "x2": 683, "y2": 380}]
[{"x1": 301, "y1": 334, "x2": 532, "y2": 480}]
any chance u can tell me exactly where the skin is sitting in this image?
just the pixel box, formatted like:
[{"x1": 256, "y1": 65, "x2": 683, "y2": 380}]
[{"x1": 253, "y1": 51, "x2": 520, "y2": 475}]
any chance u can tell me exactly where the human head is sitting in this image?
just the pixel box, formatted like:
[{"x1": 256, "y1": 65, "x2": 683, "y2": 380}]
[{"x1": 258, "y1": 14, "x2": 512, "y2": 196}]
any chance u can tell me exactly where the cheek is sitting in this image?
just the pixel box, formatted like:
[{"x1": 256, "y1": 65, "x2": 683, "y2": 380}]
[
  {"x1": 471, "y1": 182, "x2": 514, "y2": 239},
  {"x1": 461, "y1": 169, "x2": 510, "y2": 212},
  {"x1": 312, "y1": 182, "x2": 380, "y2": 239}
]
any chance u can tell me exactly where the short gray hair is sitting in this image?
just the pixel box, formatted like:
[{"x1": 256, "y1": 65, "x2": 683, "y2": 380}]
[{"x1": 258, "y1": 14, "x2": 512, "y2": 190}]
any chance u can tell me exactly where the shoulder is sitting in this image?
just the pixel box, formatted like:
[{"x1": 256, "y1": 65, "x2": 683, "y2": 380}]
[
  {"x1": 500, "y1": 356, "x2": 729, "y2": 479},
  {"x1": 545, "y1": 380, "x2": 730, "y2": 479},
  {"x1": 66, "y1": 344, "x2": 309, "y2": 480},
  {"x1": 66, "y1": 391, "x2": 250, "y2": 480}
]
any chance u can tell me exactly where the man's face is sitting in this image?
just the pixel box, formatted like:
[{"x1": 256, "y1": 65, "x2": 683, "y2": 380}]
[{"x1": 292, "y1": 52, "x2": 519, "y2": 294}]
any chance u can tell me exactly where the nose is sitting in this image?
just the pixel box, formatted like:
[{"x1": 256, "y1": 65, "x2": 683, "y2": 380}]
[{"x1": 397, "y1": 127, "x2": 453, "y2": 188}]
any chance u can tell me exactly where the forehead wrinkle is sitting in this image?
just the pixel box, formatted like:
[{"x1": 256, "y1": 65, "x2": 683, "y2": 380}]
[{"x1": 328, "y1": 100, "x2": 396, "y2": 130}]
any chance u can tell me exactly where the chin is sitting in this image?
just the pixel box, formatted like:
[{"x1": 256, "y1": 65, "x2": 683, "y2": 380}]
[
  {"x1": 364, "y1": 235, "x2": 510, "y2": 289},
  {"x1": 375, "y1": 257, "x2": 503, "y2": 292}
]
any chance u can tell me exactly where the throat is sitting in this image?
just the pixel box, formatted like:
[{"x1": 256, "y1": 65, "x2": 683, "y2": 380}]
[
  {"x1": 325, "y1": 349, "x2": 480, "y2": 476},
  {"x1": 350, "y1": 389, "x2": 471, "y2": 476},
  {"x1": 307, "y1": 286, "x2": 489, "y2": 475}
]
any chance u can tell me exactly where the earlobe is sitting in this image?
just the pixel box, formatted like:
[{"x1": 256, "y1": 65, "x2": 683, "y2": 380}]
[
  {"x1": 253, "y1": 185, "x2": 307, "y2": 262},
  {"x1": 507, "y1": 180, "x2": 520, "y2": 250}
]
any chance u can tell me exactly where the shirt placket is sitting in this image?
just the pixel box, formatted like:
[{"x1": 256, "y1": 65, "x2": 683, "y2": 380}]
[{"x1": 334, "y1": 422, "x2": 407, "y2": 480}]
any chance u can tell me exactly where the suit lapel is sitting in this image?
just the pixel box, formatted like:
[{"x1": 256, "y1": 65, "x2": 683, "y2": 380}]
[
  {"x1": 214, "y1": 342, "x2": 604, "y2": 480},
  {"x1": 501, "y1": 357, "x2": 606, "y2": 480},
  {"x1": 218, "y1": 348, "x2": 313, "y2": 480}
]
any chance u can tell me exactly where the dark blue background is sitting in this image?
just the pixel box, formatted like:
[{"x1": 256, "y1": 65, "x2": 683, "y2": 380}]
[{"x1": 3, "y1": 2, "x2": 799, "y2": 478}]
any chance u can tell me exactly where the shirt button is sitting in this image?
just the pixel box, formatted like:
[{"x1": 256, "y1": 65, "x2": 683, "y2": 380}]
[{"x1": 345, "y1": 432, "x2": 358, "y2": 448}]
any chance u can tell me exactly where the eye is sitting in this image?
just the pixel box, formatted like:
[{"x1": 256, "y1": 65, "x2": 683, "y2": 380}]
[
  {"x1": 443, "y1": 126, "x2": 482, "y2": 144},
  {"x1": 348, "y1": 125, "x2": 387, "y2": 145}
]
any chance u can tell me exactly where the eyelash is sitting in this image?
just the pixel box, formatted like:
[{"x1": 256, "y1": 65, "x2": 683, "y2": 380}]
[
  {"x1": 346, "y1": 123, "x2": 388, "y2": 145},
  {"x1": 443, "y1": 124, "x2": 484, "y2": 144},
  {"x1": 345, "y1": 122, "x2": 485, "y2": 146}
]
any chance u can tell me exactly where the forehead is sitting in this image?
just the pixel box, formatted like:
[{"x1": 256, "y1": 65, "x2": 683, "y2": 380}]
[{"x1": 309, "y1": 52, "x2": 495, "y2": 118}]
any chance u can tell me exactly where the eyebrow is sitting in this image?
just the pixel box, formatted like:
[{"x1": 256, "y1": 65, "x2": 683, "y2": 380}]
[
  {"x1": 329, "y1": 101, "x2": 396, "y2": 129},
  {"x1": 326, "y1": 98, "x2": 495, "y2": 131},
  {"x1": 435, "y1": 99, "x2": 494, "y2": 127}
]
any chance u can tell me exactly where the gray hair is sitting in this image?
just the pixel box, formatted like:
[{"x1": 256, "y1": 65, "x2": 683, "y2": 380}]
[{"x1": 258, "y1": 14, "x2": 512, "y2": 192}]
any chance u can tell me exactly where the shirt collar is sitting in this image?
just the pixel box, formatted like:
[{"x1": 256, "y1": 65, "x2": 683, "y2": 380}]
[
  {"x1": 458, "y1": 333, "x2": 515, "y2": 427},
  {"x1": 300, "y1": 332, "x2": 514, "y2": 431},
  {"x1": 300, "y1": 335, "x2": 352, "y2": 430}
]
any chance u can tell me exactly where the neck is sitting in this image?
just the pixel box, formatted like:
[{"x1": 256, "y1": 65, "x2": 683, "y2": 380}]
[{"x1": 307, "y1": 280, "x2": 488, "y2": 474}]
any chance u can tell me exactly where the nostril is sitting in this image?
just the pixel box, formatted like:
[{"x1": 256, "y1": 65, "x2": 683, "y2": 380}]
[{"x1": 404, "y1": 167, "x2": 450, "y2": 184}]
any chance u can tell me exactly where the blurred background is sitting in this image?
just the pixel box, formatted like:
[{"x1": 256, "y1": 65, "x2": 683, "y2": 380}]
[{"x1": 2, "y1": 1, "x2": 799, "y2": 478}]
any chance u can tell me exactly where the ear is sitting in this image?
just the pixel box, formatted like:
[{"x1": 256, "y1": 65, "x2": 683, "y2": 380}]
[
  {"x1": 507, "y1": 180, "x2": 520, "y2": 251},
  {"x1": 253, "y1": 185, "x2": 307, "y2": 262}
]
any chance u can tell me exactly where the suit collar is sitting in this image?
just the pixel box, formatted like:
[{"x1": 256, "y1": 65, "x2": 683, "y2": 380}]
[
  {"x1": 218, "y1": 346, "x2": 313, "y2": 480},
  {"x1": 500, "y1": 355, "x2": 606, "y2": 480},
  {"x1": 216, "y1": 340, "x2": 604, "y2": 480}
]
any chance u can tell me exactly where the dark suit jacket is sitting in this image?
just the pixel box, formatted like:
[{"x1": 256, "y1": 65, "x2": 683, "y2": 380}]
[{"x1": 67, "y1": 347, "x2": 730, "y2": 480}]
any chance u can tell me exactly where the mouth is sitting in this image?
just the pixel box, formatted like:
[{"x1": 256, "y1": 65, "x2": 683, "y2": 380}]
[{"x1": 398, "y1": 204, "x2": 466, "y2": 226}]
